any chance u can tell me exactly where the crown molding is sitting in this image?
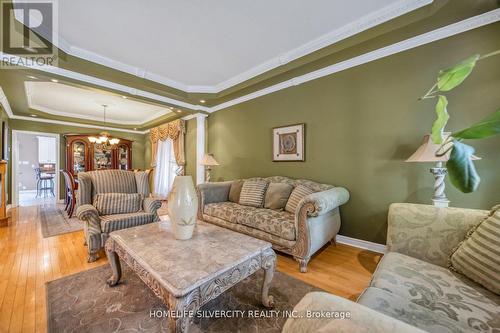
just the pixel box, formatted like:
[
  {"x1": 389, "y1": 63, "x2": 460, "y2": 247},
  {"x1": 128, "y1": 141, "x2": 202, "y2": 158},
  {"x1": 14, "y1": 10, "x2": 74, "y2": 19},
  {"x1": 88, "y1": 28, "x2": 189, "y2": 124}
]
[
  {"x1": 24, "y1": 82, "x2": 171, "y2": 125},
  {"x1": 209, "y1": 9, "x2": 500, "y2": 113},
  {"x1": 10, "y1": 114, "x2": 149, "y2": 134},
  {"x1": 2, "y1": 9, "x2": 498, "y2": 127},
  {"x1": 0, "y1": 88, "x2": 14, "y2": 117},
  {"x1": 0, "y1": 51, "x2": 210, "y2": 113},
  {"x1": 12, "y1": 0, "x2": 432, "y2": 93}
]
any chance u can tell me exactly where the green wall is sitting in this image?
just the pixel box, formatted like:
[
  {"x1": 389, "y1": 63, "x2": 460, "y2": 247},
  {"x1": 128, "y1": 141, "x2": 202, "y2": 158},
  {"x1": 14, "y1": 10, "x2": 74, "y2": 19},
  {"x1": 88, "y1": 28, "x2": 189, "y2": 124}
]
[
  {"x1": 9, "y1": 119, "x2": 147, "y2": 203},
  {"x1": 207, "y1": 23, "x2": 500, "y2": 244}
]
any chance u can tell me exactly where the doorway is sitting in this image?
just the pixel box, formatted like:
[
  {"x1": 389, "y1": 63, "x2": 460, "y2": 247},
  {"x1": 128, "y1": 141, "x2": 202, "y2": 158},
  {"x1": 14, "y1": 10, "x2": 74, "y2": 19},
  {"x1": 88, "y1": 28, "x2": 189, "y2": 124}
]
[{"x1": 12, "y1": 130, "x2": 60, "y2": 207}]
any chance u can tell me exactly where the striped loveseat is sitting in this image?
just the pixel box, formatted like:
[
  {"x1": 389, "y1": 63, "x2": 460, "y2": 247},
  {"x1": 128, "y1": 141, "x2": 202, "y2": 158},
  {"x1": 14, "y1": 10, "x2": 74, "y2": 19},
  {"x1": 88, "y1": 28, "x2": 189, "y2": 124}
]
[{"x1": 76, "y1": 170, "x2": 162, "y2": 262}]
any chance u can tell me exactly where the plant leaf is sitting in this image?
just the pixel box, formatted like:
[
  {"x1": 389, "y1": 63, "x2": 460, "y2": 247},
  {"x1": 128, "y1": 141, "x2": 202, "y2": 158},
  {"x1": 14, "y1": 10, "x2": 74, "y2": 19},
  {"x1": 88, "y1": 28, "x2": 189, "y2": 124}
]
[
  {"x1": 446, "y1": 141, "x2": 480, "y2": 193},
  {"x1": 452, "y1": 108, "x2": 500, "y2": 139},
  {"x1": 437, "y1": 54, "x2": 479, "y2": 92},
  {"x1": 431, "y1": 95, "x2": 449, "y2": 144}
]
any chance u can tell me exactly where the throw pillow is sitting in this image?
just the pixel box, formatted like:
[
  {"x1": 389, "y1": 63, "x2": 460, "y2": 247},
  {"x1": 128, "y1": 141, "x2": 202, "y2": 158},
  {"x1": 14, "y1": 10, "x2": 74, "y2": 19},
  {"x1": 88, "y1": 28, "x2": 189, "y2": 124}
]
[
  {"x1": 229, "y1": 180, "x2": 244, "y2": 203},
  {"x1": 285, "y1": 185, "x2": 314, "y2": 213},
  {"x1": 93, "y1": 193, "x2": 142, "y2": 215},
  {"x1": 264, "y1": 183, "x2": 294, "y2": 210},
  {"x1": 239, "y1": 180, "x2": 268, "y2": 208},
  {"x1": 449, "y1": 204, "x2": 500, "y2": 294}
]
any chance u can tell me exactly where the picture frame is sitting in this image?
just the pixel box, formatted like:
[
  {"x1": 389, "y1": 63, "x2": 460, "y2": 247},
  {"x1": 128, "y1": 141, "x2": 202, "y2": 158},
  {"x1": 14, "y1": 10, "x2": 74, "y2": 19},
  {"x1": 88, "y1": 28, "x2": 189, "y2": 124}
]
[{"x1": 272, "y1": 123, "x2": 305, "y2": 161}]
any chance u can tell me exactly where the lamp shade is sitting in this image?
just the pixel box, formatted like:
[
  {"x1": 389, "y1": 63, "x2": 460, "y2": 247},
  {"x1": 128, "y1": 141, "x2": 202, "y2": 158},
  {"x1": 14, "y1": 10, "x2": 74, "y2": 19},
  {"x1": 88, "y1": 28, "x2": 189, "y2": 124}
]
[
  {"x1": 200, "y1": 153, "x2": 219, "y2": 166},
  {"x1": 406, "y1": 133, "x2": 451, "y2": 162}
]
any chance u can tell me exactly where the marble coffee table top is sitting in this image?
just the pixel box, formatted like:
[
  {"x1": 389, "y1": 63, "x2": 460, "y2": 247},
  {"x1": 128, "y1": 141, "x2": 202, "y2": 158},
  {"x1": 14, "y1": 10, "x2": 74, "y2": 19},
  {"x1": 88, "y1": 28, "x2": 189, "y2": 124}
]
[{"x1": 107, "y1": 219, "x2": 272, "y2": 297}]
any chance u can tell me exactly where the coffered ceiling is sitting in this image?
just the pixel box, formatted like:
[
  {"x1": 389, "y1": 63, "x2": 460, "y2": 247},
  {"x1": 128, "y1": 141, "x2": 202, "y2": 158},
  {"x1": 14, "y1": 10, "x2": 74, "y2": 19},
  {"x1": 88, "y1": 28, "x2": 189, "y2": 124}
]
[
  {"x1": 2, "y1": 0, "x2": 497, "y2": 131},
  {"x1": 25, "y1": 81, "x2": 173, "y2": 125}
]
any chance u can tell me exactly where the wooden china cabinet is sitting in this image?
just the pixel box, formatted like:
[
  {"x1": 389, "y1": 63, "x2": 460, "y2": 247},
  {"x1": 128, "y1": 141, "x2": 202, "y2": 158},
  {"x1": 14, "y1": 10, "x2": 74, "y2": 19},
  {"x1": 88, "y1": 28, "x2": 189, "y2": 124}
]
[{"x1": 64, "y1": 134, "x2": 133, "y2": 177}]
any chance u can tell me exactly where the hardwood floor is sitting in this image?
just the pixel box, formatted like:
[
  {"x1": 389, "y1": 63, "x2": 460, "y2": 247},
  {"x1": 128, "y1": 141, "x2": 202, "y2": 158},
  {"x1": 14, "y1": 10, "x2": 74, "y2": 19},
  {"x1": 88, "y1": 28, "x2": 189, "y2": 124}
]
[{"x1": 0, "y1": 205, "x2": 382, "y2": 333}]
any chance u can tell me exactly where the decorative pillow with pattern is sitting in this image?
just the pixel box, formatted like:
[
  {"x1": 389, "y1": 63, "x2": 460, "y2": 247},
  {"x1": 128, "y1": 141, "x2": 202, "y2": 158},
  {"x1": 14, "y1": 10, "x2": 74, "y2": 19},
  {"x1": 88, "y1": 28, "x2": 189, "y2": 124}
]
[
  {"x1": 264, "y1": 183, "x2": 294, "y2": 210},
  {"x1": 285, "y1": 185, "x2": 314, "y2": 213},
  {"x1": 450, "y1": 204, "x2": 500, "y2": 294},
  {"x1": 229, "y1": 180, "x2": 244, "y2": 203},
  {"x1": 93, "y1": 193, "x2": 142, "y2": 216},
  {"x1": 239, "y1": 180, "x2": 268, "y2": 208}
]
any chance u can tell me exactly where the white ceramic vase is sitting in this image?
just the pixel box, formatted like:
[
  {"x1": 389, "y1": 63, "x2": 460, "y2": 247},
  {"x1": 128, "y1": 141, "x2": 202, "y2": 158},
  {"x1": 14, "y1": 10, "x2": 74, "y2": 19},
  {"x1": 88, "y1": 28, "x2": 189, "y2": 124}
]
[{"x1": 167, "y1": 176, "x2": 198, "y2": 240}]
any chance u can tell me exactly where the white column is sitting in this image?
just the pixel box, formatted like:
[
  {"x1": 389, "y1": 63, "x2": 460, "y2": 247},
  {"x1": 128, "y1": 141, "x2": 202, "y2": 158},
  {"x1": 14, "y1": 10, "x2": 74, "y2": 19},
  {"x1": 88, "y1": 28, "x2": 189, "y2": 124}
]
[{"x1": 196, "y1": 114, "x2": 207, "y2": 185}]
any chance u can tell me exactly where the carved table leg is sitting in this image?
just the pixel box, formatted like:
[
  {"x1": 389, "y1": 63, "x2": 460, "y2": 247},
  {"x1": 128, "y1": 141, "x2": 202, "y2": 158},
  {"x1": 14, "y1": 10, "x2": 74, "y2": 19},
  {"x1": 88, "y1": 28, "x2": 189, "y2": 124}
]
[
  {"x1": 261, "y1": 248, "x2": 276, "y2": 308},
  {"x1": 167, "y1": 291, "x2": 200, "y2": 333},
  {"x1": 105, "y1": 246, "x2": 122, "y2": 286}
]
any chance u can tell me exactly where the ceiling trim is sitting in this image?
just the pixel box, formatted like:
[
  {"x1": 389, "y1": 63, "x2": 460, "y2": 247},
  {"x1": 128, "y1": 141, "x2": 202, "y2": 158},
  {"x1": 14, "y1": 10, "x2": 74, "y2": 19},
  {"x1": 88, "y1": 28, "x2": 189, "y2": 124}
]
[
  {"x1": 24, "y1": 82, "x2": 171, "y2": 125},
  {"x1": 0, "y1": 87, "x2": 147, "y2": 133},
  {"x1": 13, "y1": 0, "x2": 432, "y2": 93},
  {"x1": 1, "y1": 9, "x2": 497, "y2": 127},
  {"x1": 0, "y1": 51, "x2": 211, "y2": 113},
  {"x1": 209, "y1": 9, "x2": 500, "y2": 112}
]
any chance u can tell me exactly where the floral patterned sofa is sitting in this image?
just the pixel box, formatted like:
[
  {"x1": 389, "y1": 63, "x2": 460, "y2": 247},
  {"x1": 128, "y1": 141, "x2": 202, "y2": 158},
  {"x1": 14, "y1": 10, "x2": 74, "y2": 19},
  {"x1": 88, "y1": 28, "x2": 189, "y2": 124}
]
[
  {"x1": 284, "y1": 203, "x2": 500, "y2": 333},
  {"x1": 197, "y1": 176, "x2": 350, "y2": 272}
]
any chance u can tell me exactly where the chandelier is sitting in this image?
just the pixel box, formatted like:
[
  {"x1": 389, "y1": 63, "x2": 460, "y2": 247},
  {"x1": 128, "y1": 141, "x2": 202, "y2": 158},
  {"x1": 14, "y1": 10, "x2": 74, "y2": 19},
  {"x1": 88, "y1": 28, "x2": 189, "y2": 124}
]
[{"x1": 88, "y1": 104, "x2": 120, "y2": 146}]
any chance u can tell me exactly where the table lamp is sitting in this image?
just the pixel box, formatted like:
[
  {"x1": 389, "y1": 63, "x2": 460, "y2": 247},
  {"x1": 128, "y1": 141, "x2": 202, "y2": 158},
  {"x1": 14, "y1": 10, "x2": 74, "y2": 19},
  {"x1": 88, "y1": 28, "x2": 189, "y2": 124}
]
[
  {"x1": 200, "y1": 153, "x2": 219, "y2": 182},
  {"x1": 406, "y1": 133, "x2": 452, "y2": 207}
]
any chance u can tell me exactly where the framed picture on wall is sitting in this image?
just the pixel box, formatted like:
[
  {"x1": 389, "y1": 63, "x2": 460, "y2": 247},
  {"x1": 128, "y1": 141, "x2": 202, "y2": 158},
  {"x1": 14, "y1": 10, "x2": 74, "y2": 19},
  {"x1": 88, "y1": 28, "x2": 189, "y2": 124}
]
[{"x1": 273, "y1": 123, "x2": 305, "y2": 161}]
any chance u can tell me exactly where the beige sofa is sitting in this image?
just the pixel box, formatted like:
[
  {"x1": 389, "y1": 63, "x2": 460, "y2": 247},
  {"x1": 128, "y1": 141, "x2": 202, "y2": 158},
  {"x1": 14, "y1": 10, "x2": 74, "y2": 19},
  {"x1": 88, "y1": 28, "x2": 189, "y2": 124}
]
[
  {"x1": 197, "y1": 176, "x2": 350, "y2": 272},
  {"x1": 284, "y1": 203, "x2": 500, "y2": 333}
]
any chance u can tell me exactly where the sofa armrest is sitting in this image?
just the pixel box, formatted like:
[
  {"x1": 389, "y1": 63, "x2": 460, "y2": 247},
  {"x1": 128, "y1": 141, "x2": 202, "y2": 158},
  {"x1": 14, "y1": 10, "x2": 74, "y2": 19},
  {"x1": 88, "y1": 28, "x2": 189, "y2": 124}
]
[
  {"x1": 298, "y1": 187, "x2": 350, "y2": 218},
  {"x1": 282, "y1": 292, "x2": 425, "y2": 333},
  {"x1": 387, "y1": 203, "x2": 488, "y2": 267},
  {"x1": 76, "y1": 204, "x2": 102, "y2": 233},
  {"x1": 143, "y1": 197, "x2": 162, "y2": 221}
]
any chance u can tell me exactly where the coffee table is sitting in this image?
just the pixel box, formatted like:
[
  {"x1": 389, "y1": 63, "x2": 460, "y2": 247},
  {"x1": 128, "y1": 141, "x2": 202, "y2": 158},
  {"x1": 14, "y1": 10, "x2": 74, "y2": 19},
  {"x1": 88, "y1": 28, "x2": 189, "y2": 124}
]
[{"x1": 105, "y1": 220, "x2": 276, "y2": 333}]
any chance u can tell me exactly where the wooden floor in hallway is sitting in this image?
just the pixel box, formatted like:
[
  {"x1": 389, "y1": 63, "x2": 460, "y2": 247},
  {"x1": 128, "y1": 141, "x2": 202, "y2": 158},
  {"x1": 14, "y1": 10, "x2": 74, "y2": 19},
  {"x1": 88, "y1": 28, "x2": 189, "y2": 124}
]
[{"x1": 0, "y1": 205, "x2": 382, "y2": 333}]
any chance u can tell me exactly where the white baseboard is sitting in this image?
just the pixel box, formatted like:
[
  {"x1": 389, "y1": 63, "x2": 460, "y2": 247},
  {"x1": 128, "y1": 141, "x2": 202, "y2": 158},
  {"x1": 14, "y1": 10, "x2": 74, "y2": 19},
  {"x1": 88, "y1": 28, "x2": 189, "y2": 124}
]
[{"x1": 335, "y1": 235, "x2": 387, "y2": 254}]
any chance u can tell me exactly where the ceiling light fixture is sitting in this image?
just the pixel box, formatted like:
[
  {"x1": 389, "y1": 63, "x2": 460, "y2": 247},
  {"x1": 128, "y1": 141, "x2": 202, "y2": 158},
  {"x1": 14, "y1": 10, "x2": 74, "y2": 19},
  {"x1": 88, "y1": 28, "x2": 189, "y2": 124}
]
[
  {"x1": 30, "y1": 114, "x2": 37, "y2": 117},
  {"x1": 200, "y1": 100, "x2": 206, "y2": 103},
  {"x1": 27, "y1": 75, "x2": 37, "y2": 79},
  {"x1": 88, "y1": 105, "x2": 120, "y2": 146},
  {"x1": 122, "y1": 96, "x2": 128, "y2": 99},
  {"x1": 51, "y1": 79, "x2": 58, "y2": 83}
]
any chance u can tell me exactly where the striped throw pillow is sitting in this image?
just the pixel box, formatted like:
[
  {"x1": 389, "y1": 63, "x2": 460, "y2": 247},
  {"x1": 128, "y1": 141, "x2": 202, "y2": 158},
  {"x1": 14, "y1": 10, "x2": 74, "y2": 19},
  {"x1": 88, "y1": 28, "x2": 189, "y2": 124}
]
[
  {"x1": 285, "y1": 185, "x2": 314, "y2": 213},
  {"x1": 239, "y1": 180, "x2": 268, "y2": 208},
  {"x1": 450, "y1": 205, "x2": 500, "y2": 294},
  {"x1": 94, "y1": 193, "x2": 142, "y2": 216}
]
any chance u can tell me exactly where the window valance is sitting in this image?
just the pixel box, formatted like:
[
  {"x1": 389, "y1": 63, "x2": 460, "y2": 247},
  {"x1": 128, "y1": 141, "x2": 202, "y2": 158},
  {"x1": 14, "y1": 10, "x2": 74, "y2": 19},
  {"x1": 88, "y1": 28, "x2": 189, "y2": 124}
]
[{"x1": 150, "y1": 119, "x2": 185, "y2": 144}]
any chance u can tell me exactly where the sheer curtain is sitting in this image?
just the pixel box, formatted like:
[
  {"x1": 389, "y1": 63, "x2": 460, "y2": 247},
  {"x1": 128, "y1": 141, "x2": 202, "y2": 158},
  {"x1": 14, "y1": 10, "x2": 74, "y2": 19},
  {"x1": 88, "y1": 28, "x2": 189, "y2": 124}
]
[{"x1": 153, "y1": 138, "x2": 178, "y2": 199}]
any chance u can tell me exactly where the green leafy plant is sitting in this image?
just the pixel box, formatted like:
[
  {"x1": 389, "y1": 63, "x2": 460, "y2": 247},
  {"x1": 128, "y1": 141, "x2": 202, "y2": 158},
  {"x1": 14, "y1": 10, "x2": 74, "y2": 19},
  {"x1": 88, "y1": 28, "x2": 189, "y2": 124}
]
[{"x1": 419, "y1": 50, "x2": 500, "y2": 193}]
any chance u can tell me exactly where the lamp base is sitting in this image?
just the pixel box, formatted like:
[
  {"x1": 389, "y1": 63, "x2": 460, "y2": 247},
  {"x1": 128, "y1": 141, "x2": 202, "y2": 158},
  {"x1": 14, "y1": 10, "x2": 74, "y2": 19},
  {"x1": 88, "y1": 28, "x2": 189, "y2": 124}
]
[{"x1": 430, "y1": 163, "x2": 449, "y2": 208}]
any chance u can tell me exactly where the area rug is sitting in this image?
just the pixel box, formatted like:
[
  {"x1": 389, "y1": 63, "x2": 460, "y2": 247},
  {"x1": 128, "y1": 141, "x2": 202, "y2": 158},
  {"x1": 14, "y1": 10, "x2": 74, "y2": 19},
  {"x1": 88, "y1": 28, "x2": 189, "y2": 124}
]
[
  {"x1": 46, "y1": 264, "x2": 321, "y2": 332},
  {"x1": 40, "y1": 204, "x2": 83, "y2": 238}
]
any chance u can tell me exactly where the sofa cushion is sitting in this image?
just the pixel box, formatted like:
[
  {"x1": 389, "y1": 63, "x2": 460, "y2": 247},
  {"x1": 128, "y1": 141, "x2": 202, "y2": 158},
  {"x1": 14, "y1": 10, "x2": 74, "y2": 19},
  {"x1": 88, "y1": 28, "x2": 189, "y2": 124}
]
[
  {"x1": 203, "y1": 202, "x2": 250, "y2": 223},
  {"x1": 93, "y1": 193, "x2": 142, "y2": 215},
  {"x1": 264, "y1": 183, "x2": 293, "y2": 210},
  {"x1": 450, "y1": 205, "x2": 500, "y2": 294},
  {"x1": 370, "y1": 252, "x2": 500, "y2": 332},
  {"x1": 239, "y1": 180, "x2": 268, "y2": 208},
  {"x1": 285, "y1": 185, "x2": 314, "y2": 213},
  {"x1": 358, "y1": 287, "x2": 461, "y2": 333},
  {"x1": 238, "y1": 208, "x2": 295, "y2": 241},
  {"x1": 100, "y1": 212, "x2": 155, "y2": 233},
  {"x1": 228, "y1": 180, "x2": 244, "y2": 203},
  {"x1": 204, "y1": 202, "x2": 296, "y2": 241}
]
